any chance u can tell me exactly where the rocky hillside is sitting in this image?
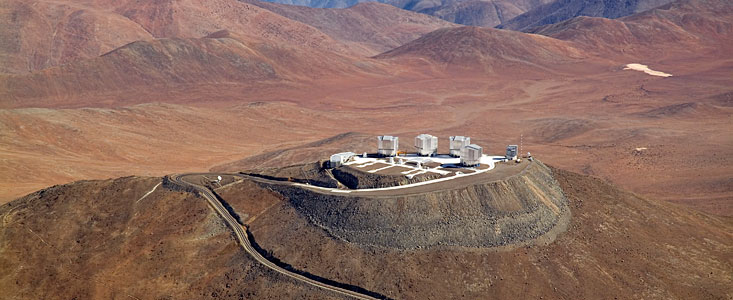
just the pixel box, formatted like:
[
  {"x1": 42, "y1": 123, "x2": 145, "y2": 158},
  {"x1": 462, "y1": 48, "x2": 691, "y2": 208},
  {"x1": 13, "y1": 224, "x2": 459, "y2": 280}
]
[
  {"x1": 246, "y1": 166, "x2": 732, "y2": 299},
  {"x1": 2, "y1": 163, "x2": 730, "y2": 298},
  {"x1": 528, "y1": 0, "x2": 733, "y2": 58},
  {"x1": 262, "y1": 160, "x2": 570, "y2": 249},
  {"x1": 375, "y1": 26, "x2": 587, "y2": 74},
  {"x1": 389, "y1": 0, "x2": 554, "y2": 27},
  {"x1": 0, "y1": 32, "x2": 382, "y2": 104},
  {"x1": 498, "y1": 0, "x2": 675, "y2": 31},
  {"x1": 256, "y1": 0, "x2": 553, "y2": 27},
  {"x1": 244, "y1": 1, "x2": 458, "y2": 55},
  {"x1": 0, "y1": 176, "x2": 338, "y2": 299}
]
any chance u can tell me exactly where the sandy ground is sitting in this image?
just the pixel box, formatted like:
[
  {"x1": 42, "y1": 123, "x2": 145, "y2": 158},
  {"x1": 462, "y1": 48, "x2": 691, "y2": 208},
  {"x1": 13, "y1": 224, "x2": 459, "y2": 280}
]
[{"x1": 0, "y1": 58, "x2": 731, "y2": 215}]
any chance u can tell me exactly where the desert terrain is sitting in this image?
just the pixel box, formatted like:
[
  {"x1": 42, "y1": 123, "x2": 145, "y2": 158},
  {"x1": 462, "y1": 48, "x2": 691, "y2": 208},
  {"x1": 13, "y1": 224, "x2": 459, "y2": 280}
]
[
  {"x1": 1, "y1": 0, "x2": 730, "y2": 215},
  {"x1": 0, "y1": 0, "x2": 732, "y2": 298}
]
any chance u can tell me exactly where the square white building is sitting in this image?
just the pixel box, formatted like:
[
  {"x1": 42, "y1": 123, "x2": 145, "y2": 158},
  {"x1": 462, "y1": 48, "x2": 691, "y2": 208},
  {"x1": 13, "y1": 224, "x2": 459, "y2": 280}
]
[
  {"x1": 377, "y1": 136, "x2": 399, "y2": 157},
  {"x1": 460, "y1": 144, "x2": 483, "y2": 166},
  {"x1": 449, "y1": 136, "x2": 471, "y2": 156},
  {"x1": 415, "y1": 134, "x2": 438, "y2": 156}
]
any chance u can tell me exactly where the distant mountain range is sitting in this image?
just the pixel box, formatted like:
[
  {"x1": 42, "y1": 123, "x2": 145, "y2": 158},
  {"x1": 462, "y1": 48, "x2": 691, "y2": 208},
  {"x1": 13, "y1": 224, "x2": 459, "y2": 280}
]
[
  {"x1": 258, "y1": 0, "x2": 676, "y2": 29},
  {"x1": 497, "y1": 0, "x2": 676, "y2": 31}
]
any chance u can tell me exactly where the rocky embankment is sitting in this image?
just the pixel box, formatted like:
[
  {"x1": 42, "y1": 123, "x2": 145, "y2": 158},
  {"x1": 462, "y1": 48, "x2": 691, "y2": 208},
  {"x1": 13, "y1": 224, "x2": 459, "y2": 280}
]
[
  {"x1": 261, "y1": 160, "x2": 570, "y2": 249},
  {"x1": 242, "y1": 161, "x2": 341, "y2": 188},
  {"x1": 331, "y1": 165, "x2": 443, "y2": 189}
]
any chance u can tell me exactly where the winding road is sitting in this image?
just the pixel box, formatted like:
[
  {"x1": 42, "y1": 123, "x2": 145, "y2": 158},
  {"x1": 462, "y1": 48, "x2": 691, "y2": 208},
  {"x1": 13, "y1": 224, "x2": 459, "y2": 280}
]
[
  {"x1": 169, "y1": 174, "x2": 380, "y2": 300},
  {"x1": 168, "y1": 162, "x2": 530, "y2": 298}
]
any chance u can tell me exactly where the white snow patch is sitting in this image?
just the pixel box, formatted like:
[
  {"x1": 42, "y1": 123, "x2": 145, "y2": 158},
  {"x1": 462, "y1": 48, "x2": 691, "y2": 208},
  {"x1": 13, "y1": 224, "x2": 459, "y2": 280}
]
[{"x1": 623, "y1": 63, "x2": 672, "y2": 77}]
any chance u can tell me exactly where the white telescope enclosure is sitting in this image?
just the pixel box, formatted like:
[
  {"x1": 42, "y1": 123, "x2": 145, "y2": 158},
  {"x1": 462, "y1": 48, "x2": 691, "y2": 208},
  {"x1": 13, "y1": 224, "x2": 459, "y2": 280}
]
[{"x1": 377, "y1": 136, "x2": 399, "y2": 156}]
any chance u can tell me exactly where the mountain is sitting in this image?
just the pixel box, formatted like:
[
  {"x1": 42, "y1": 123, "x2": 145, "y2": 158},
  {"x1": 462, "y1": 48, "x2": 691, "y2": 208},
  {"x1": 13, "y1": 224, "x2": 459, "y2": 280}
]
[
  {"x1": 388, "y1": 0, "x2": 553, "y2": 27},
  {"x1": 1, "y1": 163, "x2": 730, "y2": 298},
  {"x1": 0, "y1": 0, "x2": 357, "y2": 75},
  {"x1": 257, "y1": 0, "x2": 553, "y2": 27},
  {"x1": 375, "y1": 26, "x2": 587, "y2": 74},
  {"x1": 528, "y1": 0, "x2": 733, "y2": 58},
  {"x1": 259, "y1": 0, "x2": 385, "y2": 8},
  {"x1": 0, "y1": 31, "x2": 384, "y2": 106},
  {"x1": 0, "y1": 0, "x2": 153, "y2": 74},
  {"x1": 243, "y1": 1, "x2": 458, "y2": 55},
  {"x1": 498, "y1": 0, "x2": 676, "y2": 31}
]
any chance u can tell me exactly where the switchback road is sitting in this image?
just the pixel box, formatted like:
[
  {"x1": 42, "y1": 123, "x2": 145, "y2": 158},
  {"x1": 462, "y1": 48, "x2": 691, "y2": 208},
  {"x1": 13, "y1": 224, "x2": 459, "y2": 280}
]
[{"x1": 169, "y1": 174, "x2": 380, "y2": 300}]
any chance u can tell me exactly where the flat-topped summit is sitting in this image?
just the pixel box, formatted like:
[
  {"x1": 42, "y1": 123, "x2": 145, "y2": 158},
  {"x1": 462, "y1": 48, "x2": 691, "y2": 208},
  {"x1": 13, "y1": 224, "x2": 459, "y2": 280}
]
[{"x1": 255, "y1": 160, "x2": 570, "y2": 249}]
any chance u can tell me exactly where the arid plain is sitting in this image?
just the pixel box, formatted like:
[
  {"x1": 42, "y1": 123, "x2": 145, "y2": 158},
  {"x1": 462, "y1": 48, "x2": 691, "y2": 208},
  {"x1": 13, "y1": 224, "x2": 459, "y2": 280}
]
[{"x1": 2, "y1": 17, "x2": 731, "y2": 214}]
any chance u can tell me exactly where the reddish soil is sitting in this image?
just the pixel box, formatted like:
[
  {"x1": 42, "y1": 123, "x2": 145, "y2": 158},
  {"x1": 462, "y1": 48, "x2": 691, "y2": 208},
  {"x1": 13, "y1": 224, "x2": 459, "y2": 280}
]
[
  {"x1": 235, "y1": 167, "x2": 732, "y2": 299},
  {"x1": 2, "y1": 166, "x2": 729, "y2": 298},
  {"x1": 0, "y1": 176, "x2": 343, "y2": 299},
  {"x1": 0, "y1": 0, "x2": 731, "y2": 218}
]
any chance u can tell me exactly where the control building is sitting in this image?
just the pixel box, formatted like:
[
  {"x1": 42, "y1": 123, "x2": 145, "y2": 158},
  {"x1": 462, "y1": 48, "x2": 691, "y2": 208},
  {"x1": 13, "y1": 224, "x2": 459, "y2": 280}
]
[
  {"x1": 415, "y1": 134, "x2": 438, "y2": 156},
  {"x1": 449, "y1": 136, "x2": 471, "y2": 156},
  {"x1": 329, "y1": 152, "x2": 355, "y2": 168},
  {"x1": 377, "y1": 136, "x2": 399, "y2": 157},
  {"x1": 460, "y1": 144, "x2": 483, "y2": 167},
  {"x1": 506, "y1": 145, "x2": 518, "y2": 160}
]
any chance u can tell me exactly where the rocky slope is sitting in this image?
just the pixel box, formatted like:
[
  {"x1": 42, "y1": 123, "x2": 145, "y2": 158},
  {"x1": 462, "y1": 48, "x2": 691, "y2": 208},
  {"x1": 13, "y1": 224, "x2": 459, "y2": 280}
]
[
  {"x1": 257, "y1": 0, "x2": 554, "y2": 28},
  {"x1": 0, "y1": 31, "x2": 383, "y2": 104},
  {"x1": 245, "y1": 1, "x2": 458, "y2": 55},
  {"x1": 2, "y1": 163, "x2": 730, "y2": 298},
  {"x1": 525, "y1": 0, "x2": 733, "y2": 59},
  {"x1": 330, "y1": 164, "x2": 444, "y2": 189},
  {"x1": 246, "y1": 166, "x2": 732, "y2": 299},
  {"x1": 375, "y1": 26, "x2": 588, "y2": 74},
  {"x1": 261, "y1": 161, "x2": 570, "y2": 249},
  {"x1": 0, "y1": 176, "x2": 339, "y2": 299},
  {"x1": 0, "y1": 0, "x2": 357, "y2": 75},
  {"x1": 389, "y1": 0, "x2": 554, "y2": 27},
  {"x1": 498, "y1": 0, "x2": 675, "y2": 31}
]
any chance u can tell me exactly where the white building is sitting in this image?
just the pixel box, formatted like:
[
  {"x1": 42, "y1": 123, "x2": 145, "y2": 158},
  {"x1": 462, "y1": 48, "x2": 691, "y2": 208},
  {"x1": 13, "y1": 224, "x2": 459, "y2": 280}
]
[
  {"x1": 449, "y1": 136, "x2": 471, "y2": 156},
  {"x1": 329, "y1": 152, "x2": 356, "y2": 168},
  {"x1": 377, "y1": 136, "x2": 399, "y2": 157},
  {"x1": 415, "y1": 134, "x2": 438, "y2": 156},
  {"x1": 460, "y1": 144, "x2": 483, "y2": 166},
  {"x1": 506, "y1": 145, "x2": 518, "y2": 160}
]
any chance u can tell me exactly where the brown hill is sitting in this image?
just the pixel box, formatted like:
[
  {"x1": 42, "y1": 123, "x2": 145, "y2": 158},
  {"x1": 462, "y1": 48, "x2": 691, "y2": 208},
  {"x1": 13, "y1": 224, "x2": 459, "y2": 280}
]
[
  {"x1": 0, "y1": 0, "x2": 366, "y2": 75},
  {"x1": 0, "y1": 0, "x2": 153, "y2": 74},
  {"x1": 0, "y1": 176, "x2": 341, "y2": 299},
  {"x1": 244, "y1": 166, "x2": 732, "y2": 298},
  {"x1": 110, "y1": 0, "x2": 354, "y2": 54},
  {"x1": 0, "y1": 32, "x2": 383, "y2": 107},
  {"x1": 1, "y1": 165, "x2": 730, "y2": 298},
  {"x1": 375, "y1": 26, "x2": 589, "y2": 75},
  {"x1": 528, "y1": 0, "x2": 733, "y2": 58},
  {"x1": 244, "y1": 1, "x2": 459, "y2": 55}
]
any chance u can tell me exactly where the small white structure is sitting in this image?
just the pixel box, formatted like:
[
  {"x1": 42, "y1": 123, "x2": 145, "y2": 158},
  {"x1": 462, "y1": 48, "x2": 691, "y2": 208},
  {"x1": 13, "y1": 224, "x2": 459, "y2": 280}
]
[
  {"x1": 506, "y1": 145, "x2": 518, "y2": 160},
  {"x1": 329, "y1": 152, "x2": 356, "y2": 168},
  {"x1": 415, "y1": 134, "x2": 438, "y2": 156},
  {"x1": 449, "y1": 136, "x2": 471, "y2": 156},
  {"x1": 460, "y1": 144, "x2": 483, "y2": 167},
  {"x1": 377, "y1": 136, "x2": 399, "y2": 157}
]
